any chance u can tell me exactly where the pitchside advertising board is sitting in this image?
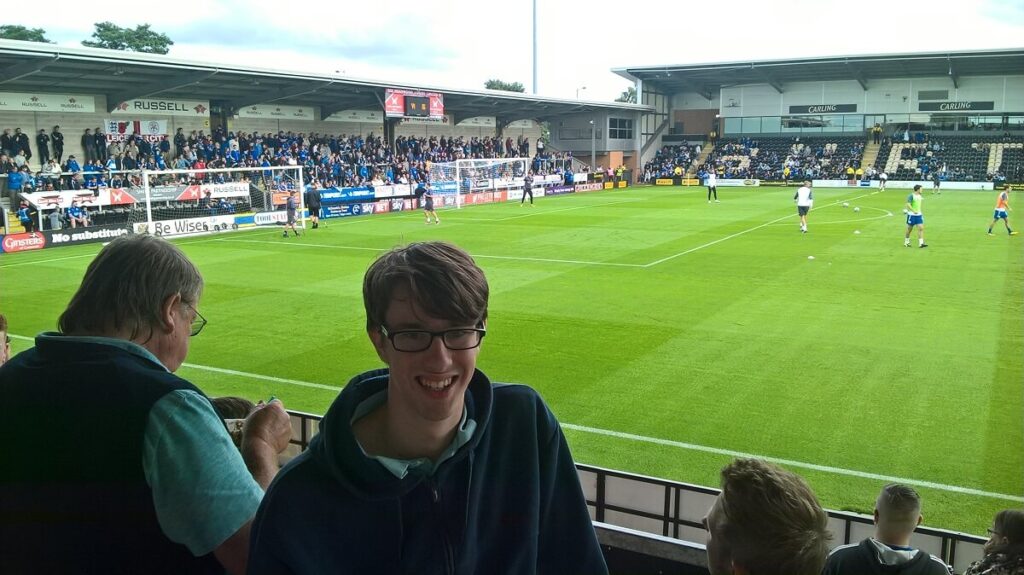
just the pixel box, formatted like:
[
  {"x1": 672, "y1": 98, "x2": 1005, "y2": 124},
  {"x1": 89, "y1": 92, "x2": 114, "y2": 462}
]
[
  {"x1": 143, "y1": 215, "x2": 239, "y2": 237},
  {"x1": 319, "y1": 186, "x2": 376, "y2": 204},
  {"x1": 20, "y1": 183, "x2": 250, "y2": 209},
  {"x1": 322, "y1": 202, "x2": 381, "y2": 219},
  {"x1": 1, "y1": 225, "x2": 131, "y2": 253}
]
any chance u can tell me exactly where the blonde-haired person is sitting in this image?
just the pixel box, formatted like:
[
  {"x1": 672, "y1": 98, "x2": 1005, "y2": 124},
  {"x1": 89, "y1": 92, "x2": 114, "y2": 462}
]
[{"x1": 703, "y1": 458, "x2": 831, "y2": 575}]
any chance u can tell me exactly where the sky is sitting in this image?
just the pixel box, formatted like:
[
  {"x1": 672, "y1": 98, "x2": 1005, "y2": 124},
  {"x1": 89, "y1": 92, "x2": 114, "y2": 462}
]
[{"x1": 10, "y1": 0, "x2": 1024, "y2": 104}]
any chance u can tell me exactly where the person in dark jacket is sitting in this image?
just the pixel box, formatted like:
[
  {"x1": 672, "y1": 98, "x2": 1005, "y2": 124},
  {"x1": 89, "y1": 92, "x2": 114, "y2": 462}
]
[
  {"x1": 964, "y1": 509, "x2": 1024, "y2": 575},
  {"x1": 823, "y1": 484, "x2": 952, "y2": 575},
  {"x1": 248, "y1": 241, "x2": 607, "y2": 575},
  {"x1": 0, "y1": 235, "x2": 293, "y2": 575}
]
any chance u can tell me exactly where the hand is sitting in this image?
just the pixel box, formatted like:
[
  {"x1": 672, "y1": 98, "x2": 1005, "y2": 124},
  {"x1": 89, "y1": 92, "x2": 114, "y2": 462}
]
[{"x1": 241, "y1": 400, "x2": 292, "y2": 455}]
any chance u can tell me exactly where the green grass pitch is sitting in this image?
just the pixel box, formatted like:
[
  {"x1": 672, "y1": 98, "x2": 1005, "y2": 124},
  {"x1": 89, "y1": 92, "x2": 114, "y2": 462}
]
[{"x1": 3, "y1": 184, "x2": 1021, "y2": 534}]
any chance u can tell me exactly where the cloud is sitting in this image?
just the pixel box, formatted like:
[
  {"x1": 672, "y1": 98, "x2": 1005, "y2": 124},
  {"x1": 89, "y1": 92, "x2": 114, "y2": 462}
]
[{"x1": 170, "y1": 20, "x2": 458, "y2": 71}]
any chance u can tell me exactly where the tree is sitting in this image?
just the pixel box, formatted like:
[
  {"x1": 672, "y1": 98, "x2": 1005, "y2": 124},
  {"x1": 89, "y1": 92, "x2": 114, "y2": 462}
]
[
  {"x1": 485, "y1": 79, "x2": 525, "y2": 93},
  {"x1": 615, "y1": 87, "x2": 637, "y2": 104},
  {"x1": 81, "y1": 22, "x2": 173, "y2": 54},
  {"x1": 0, "y1": 25, "x2": 53, "y2": 43}
]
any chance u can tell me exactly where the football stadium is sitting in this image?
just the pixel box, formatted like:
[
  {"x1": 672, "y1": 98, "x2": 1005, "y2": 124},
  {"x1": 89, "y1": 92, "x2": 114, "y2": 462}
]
[{"x1": 1, "y1": 36, "x2": 1022, "y2": 574}]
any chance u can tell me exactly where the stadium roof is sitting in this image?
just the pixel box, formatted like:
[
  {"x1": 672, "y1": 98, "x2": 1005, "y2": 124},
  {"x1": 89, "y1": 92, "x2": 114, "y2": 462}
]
[
  {"x1": 0, "y1": 39, "x2": 650, "y2": 122},
  {"x1": 613, "y1": 48, "x2": 1024, "y2": 98}
]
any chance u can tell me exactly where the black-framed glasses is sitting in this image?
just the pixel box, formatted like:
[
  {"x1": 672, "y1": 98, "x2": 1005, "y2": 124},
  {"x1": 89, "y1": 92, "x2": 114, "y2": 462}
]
[
  {"x1": 184, "y1": 302, "x2": 207, "y2": 337},
  {"x1": 380, "y1": 325, "x2": 485, "y2": 353}
]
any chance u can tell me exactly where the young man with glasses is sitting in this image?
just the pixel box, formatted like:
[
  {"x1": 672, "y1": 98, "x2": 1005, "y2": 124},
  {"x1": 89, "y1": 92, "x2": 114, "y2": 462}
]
[
  {"x1": 0, "y1": 235, "x2": 292, "y2": 575},
  {"x1": 249, "y1": 241, "x2": 607, "y2": 575}
]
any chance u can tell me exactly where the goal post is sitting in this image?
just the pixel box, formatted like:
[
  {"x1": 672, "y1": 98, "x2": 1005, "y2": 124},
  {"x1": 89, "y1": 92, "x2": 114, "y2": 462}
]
[
  {"x1": 126, "y1": 165, "x2": 305, "y2": 237},
  {"x1": 426, "y1": 157, "x2": 529, "y2": 209}
]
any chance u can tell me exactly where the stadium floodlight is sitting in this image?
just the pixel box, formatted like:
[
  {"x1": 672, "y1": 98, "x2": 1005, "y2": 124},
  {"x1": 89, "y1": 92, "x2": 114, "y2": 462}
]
[
  {"x1": 576, "y1": 86, "x2": 587, "y2": 99},
  {"x1": 590, "y1": 119, "x2": 596, "y2": 170}
]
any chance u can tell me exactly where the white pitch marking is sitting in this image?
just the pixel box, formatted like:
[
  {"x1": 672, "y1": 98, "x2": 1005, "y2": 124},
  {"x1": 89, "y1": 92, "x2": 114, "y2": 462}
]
[
  {"x1": 8, "y1": 332, "x2": 1017, "y2": 502},
  {"x1": 214, "y1": 238, "x2": 643, "y2": 267},
  {"x1": 643, "y1": 193, "x2": 879, "y2": 268},
  {"x1": 561, "y1": 423, "x2": 1024, "y2": 503}
]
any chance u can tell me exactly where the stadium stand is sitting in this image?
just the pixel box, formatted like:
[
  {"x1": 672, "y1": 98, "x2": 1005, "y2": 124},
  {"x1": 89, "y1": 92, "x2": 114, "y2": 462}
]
[
  {"x1": 874, "y1": 135, "x2": 1024, "y2": 182},
  {"x1": 698, "y1": 136, "x2": 865, "y2": 180}
]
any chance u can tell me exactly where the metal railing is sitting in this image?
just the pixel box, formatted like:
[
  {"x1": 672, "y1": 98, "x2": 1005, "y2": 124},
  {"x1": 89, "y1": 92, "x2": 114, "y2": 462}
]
[{"x1": 283, "y1": 410, "x2": 987, "y2": 574}]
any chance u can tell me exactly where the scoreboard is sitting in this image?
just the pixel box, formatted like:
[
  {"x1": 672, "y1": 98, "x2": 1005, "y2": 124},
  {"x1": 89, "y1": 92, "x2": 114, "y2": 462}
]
[
  {"x1": 405, "y1": 95, "x2": 429, "y2": 117},
  {"x1": 384, "y1": 89, "x2": 444, "y2": 119}
]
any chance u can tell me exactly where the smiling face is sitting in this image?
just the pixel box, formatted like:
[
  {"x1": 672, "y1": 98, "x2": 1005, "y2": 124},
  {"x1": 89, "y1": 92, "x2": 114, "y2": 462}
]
[{"x1": 368, "y1": 285, "x2": 481, "y2": 431}]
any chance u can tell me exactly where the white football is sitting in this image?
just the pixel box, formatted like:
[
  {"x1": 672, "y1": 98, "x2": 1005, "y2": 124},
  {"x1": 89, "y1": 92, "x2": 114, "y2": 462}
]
[
  {"x1": 807, "y1": 255, "x2": 815, "y2": 260},
  {"x1": 854, "y1": 230, "x2": 861, "y2": 234},
  {"x1": 853, "y1": 207, "x2": 861, "y2": 212},
  {"x1": 843, "y1": 202, "x2": 849, "y2": 207}
]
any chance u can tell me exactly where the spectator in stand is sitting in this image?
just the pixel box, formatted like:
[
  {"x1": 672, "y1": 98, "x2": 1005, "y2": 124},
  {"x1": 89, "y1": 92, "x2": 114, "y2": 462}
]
[
  {"x1": 67, "y1": 200, "x2": 89, "y2": 228},
  {"x1": 43, "y1": 158, "x2": 62, "y2": 190},
  {"x1": 94, "y1": 127, "x2": 107, "y2": 162},
  {"x1": 0, "y1": 128, "x2": 14, "y2": 156},
  {"x1": 0, "y1": 235, "x2": 293, "y2": 575},
  {"x1": 52, "y1": 125, "x2": 64, "y2": 162},
  {"x1": 703, "y1": 458, "x2": 831, "y2": 575},
  {"x1": 8, "y1": 165, "x2": 25, "y2": 199},
  {"x1": 16, "y1": 201, "x2": 38, "y2": 235},
  {"x1": 63, "y1": 155, "x2": 82, "y2": 190},
  {"x1": 964, "y1": 510, "x2": 1024, "y2": 575},
  {"x1": 14, "y1": 128, "x2": 31, "y2": 164},
  {"x1": 247, "y1": 241, "x2": 607, "y2": 575},
  {"x1": 0, "y1": 312, "x2": 10, "y2": 366},
  {"x1": 36, "y1": 129, "x2": 50, "y2": 167},
  {"x1": 82, "y1": 128, "x2": 96, "y2": 163},
  {"x1": 823, "y1": 483, "x2": 952, "y2": 575}
]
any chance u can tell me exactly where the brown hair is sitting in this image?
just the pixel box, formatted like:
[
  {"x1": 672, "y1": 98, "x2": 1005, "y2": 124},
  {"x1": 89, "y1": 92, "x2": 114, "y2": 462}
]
[
  {"x1": 718, "y1": 458, "x2": 831, "y2": 575},
  {"x1": 992, "y1": 509, "x2": 1024, "y2": 555},
  {"x1": 876, "y1": 483, "x2": 922, "y2": 535},
  {"x1": 363, "y1": 242, "x2": 488, "y2": 331},
  {"x1": 59, "y1": 235, "x2": 203, "y2": 342}
]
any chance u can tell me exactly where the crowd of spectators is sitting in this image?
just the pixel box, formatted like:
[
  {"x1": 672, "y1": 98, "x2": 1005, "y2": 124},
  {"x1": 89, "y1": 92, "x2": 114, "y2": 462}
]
[
  {"x1": 2, "y1": 126, "x2": 552, "y2": 197},
  {"x1": 641, "y1": 142, "x2": 701, "y2": 181},
  {"x1": 698, "y1": 137, "x2": 867, "y2": 181}
]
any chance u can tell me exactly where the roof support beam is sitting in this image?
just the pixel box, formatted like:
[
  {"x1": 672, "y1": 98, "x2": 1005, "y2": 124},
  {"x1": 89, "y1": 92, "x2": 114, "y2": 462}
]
[
  {"x1": 105, "y1": 70, "x2": 220, "y2": 112},
  {"x1": 845, "y1": 61, "x2": 869, "y2": 90},
  {"x1": 948, "y1": 59, "x2": 960, "y2": 89},
  {"x1": 0, "y1": 54, "x2": 60, "y2": 85},
  {"x1": 229, "y1": 80, "x2": 336, "y2": 111},
  {"x1": 753, "y1": 67, "x2": 783, "y2": 94}
]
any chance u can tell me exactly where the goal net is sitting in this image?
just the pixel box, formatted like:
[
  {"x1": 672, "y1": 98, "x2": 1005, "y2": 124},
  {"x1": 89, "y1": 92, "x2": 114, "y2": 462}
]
[
  {"x1": 124, "y1": 165, "x2": 305, "y2": 237},
  {"x1": 426, "y1": 157, "x2": 528, "y2": 209}
]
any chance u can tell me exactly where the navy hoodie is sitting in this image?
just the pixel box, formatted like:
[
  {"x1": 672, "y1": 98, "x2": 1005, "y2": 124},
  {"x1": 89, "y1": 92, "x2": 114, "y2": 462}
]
[{"x1": 248, "y1": 368, "x2": 608, "y2": 575}]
